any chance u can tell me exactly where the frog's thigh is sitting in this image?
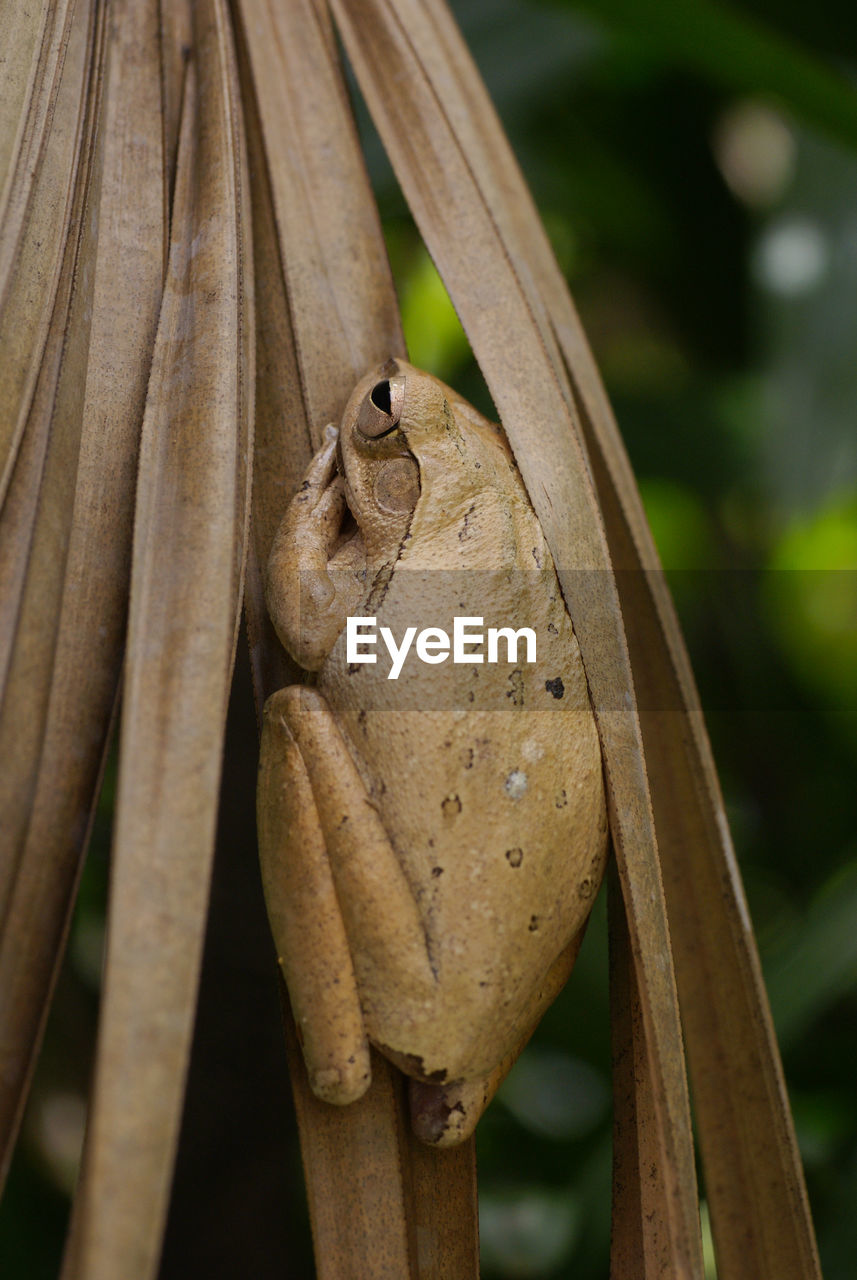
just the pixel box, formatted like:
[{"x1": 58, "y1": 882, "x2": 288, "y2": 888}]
[
  {"x1": 408, "y1": 932, "x2": 584, "y2": 1146},
  {"x1": 258, "y1": 688, "x2": 371, "y2": 1105},
  {"x1": 277, "y1": 685, "x2": 436, "y2": 1004}
]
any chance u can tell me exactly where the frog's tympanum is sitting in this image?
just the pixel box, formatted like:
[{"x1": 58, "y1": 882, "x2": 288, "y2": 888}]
[{"x1": 257, "y1": 360, "x2": 608, "y2": 1145}]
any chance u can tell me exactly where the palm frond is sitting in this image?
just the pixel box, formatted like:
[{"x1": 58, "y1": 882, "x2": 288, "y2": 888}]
[
  {"x1": 0, "y1": 1, "x2": 825, "y2": 1277},
  {"x1": 62, "y1": 2, "x2": 252, "y2": 1272},
  {"x1": 0, "y1": 0, "x2": 107, "y2": 1182}
]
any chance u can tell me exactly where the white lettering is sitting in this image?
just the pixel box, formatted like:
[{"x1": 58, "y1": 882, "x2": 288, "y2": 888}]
[
  {"x1": 416, "y1": 628, "x2": 450, "y2": 664},
  {"x1": 453, "y1": 616, "x2": 484, "y2": 663},
  {"x1": 345, "y1": 616, "x2": 538, "y2": 677},
  {"x1": 487, "y1": 626, "x2": 537, "y2": 664},
  {"x1": 380, "y1": 625, "x2": 417, "y2": 680},
  {"x1": 347, "y1": 616, "x2": 377, "y2": 663}
]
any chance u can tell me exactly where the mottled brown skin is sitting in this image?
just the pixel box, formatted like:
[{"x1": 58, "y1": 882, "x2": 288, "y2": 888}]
[{"x1": 258, "y1": 360, "x2": 607, "y2": 1143}]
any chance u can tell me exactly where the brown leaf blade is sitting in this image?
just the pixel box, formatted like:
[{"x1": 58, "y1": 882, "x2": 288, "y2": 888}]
[
  {"x1": 236, "y1": 0, "x2": 404, "y2": 439},
  {"x1": 395, "y1": 4, "x2": 820, "y2": 1274},
  {"x1": 236, "y1": 2, "x2": 478, "y2": 1274},
  {"x1": 331, "y1": 1, "x2": 703, "y2": 1274},
  {"x1": 0, "y1": 0, "x2": 92, "y2": 507},
  {"x1": 609, "y1": 865, "x2": 674, "y2": 1279},
  {"x1": 159, "y1": 0, "x2": 193, "y2": 218},
  {"x1": 0, "y1": 0, "x2": 94, "y2": 707},
  {"x1": 0, "y1": 0, "x2": 166, "y2": 1187},
  {"x1": 604, "y1": 561, "x2": 822, "y2": 1280},
  {"x1": 0, "y1": 0, "x2": 105, "y2": 1181},
  {"x1": 0, "y1": 0, "x2": 74, "y2": 279},
  {"x1": 61, "y1": 2, "x2": 253, "y2": 1274}
]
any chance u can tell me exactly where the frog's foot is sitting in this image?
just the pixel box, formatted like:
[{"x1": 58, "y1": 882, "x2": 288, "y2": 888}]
[
  {"x1": 258, "y1": 688, "x2": 371, "y2": 1105},
  {"x1": 409, "y1": 1073, "x2": 498, "y2": 1147},
  {"x1": 407, "y1": 930, "x2": 584, "y2": 1146}
]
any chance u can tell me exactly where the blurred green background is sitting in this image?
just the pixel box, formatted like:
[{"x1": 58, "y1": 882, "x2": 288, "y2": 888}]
[{"x1": 2, "y1": 0, "x2": 855, "y2": 1275}]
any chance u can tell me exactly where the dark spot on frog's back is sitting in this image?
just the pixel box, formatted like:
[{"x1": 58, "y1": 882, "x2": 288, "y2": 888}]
[
  {"x1": 441, "y1": 794, "x2": 462, "y2": 818},
  {"x1": 458, "y1": 503, "x2": 477, "y2": 542},
  {"x1": 506, "y1": 669, "x2": 524, "y2": 707},
  {"x1": 431, "y1": 865, "x2": 444, "y2": 878},
  {"x1": 505, "y1": 847, "x2": 523, "y2": 868},
  {"x1": 528, "y1": 915, "x2": 539, "y2": 932},
  {"x1": 545, "y1": 676, "x2": 565, "y2": 699}
]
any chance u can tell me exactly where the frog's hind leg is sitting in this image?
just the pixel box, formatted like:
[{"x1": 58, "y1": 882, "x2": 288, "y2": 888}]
[
  {"x1": 276, "y1": 685, "x2": 437, "y2": 997},
  {"x1": 408, "y1": 931, "x2": 584, "y2": 1146},
  {"x1": 259, "y1": 685, "x2": 437, "y2": 1104},
  {"x1": 258, "y1": 687, "x2": 371, "y2": 1105}
]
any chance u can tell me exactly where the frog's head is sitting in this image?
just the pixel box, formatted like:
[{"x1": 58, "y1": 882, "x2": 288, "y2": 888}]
[{"x1": 337, "y1": 359, "x2": 509, "y2": 558}]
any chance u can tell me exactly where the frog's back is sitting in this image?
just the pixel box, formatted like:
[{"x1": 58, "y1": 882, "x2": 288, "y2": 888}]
[{"x1": 319, "y1": 516, "x2": 607, "y2": 1079}]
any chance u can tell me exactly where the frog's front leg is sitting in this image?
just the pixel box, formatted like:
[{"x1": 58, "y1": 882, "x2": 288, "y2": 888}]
[
  {"x1": 265, "y1": 427, "x2": 363, "y2": 670},
  {"x1": 258, "y1": 684, "x2": 437, "y2": 1104}
]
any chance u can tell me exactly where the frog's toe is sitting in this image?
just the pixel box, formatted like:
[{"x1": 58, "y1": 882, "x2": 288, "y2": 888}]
[{"x1": 310, "y1": 1054, "x2": 372, "y2": 1106}]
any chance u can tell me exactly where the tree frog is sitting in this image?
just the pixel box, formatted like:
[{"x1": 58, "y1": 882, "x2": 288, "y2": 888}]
[{"x1": 257, "y1": 359, "x2": 608, "y2": 1144}]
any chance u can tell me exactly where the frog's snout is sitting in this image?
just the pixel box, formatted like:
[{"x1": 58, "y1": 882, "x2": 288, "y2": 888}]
[{"x1": 356, "y1": 372, "x2": 406, "y2": 439}]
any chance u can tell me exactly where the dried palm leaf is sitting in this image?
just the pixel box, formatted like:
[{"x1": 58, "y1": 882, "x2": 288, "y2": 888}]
[
  {"x1": 0, "y1": 0, "x2": 166, "y2": 1188},
  {"x1": 0, "y1": 0, "x2": 90, "y2": 506},
  {"x1": 159, "y1": 0, "x2": 193, "y2": 214},
  {"x1": 0, "y1": 0, "x2": 105, "y2": 1183},
  {"x1": 61, "y1": 1, "x2": 252, "y2": 1274},
  {"x1": 235, "y1": 0, "x2": 478, "y2": 1271}
]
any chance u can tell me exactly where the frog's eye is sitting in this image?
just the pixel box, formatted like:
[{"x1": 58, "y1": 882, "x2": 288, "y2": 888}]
[
  {"x1": 371, "y1": 380, "x2": 393, "y2": 414},
  {"x1": 357, "y1": 375, "x2": 405, "y2": 438}
]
